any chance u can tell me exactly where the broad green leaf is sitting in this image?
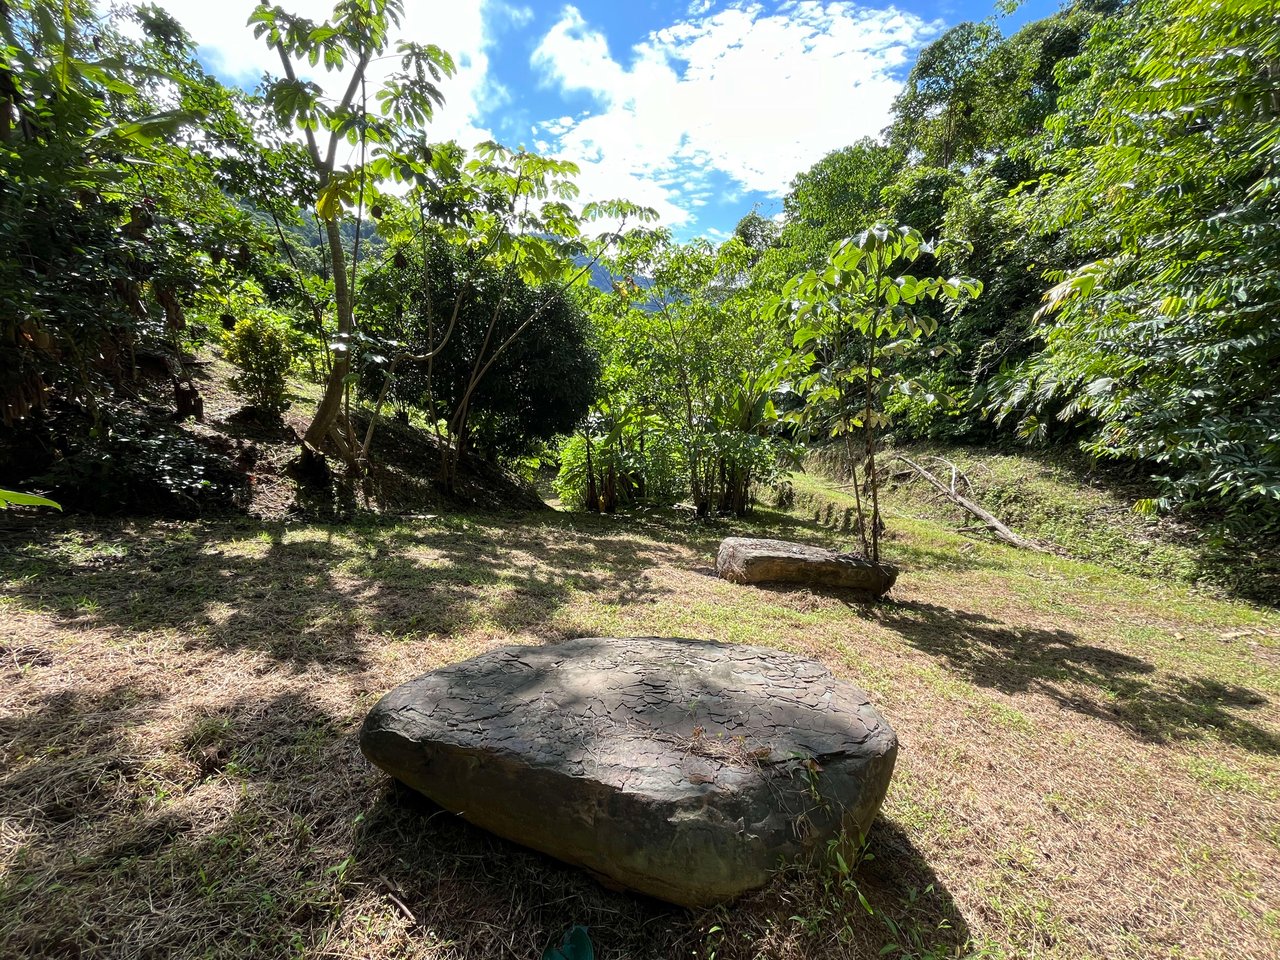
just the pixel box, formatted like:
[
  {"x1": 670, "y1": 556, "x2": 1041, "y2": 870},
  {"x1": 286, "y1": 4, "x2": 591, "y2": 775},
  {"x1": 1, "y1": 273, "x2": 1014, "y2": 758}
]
[{"x1": 0, "y1": 489, "x2": 62, "y2": 510}]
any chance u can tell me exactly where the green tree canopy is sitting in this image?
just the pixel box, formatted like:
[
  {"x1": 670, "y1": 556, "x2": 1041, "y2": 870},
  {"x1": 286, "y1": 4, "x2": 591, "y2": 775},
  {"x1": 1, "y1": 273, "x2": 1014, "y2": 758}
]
[
  {"x1": 777, "y1": 138, "x2": 902, "y2": 271},
  {"x1": 989, "y1": 0, "x2": 1280, "y2": 515}
]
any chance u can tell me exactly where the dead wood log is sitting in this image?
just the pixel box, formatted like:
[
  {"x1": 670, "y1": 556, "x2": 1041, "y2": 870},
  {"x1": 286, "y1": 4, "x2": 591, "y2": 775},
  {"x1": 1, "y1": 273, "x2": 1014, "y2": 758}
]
[{"x1": 895, "y1": 454, "x2": 1046, "y2": 552}]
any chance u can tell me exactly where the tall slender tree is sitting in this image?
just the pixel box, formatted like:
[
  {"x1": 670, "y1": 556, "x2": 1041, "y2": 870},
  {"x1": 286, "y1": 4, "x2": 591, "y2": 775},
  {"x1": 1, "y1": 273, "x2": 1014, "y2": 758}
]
[{"x1": 250, "y1": 0, "x2": 453, "y2": 461}]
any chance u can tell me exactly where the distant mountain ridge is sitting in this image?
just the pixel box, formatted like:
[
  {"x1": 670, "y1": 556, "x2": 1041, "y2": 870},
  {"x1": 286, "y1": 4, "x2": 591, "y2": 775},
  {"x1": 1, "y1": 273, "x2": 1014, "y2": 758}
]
[{"x1": 573, "y1": 255, "x2": 659, "y2": 310}]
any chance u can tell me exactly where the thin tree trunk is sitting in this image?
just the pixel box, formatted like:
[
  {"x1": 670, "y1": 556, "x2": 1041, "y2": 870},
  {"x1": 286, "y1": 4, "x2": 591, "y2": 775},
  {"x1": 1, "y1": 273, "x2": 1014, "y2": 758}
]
[
  {"x1": 659, "y1": 306, "x2": 704, "y2": 516},
  {"x1": 303, "y1": 215, "x2": 353, "y2": 452},
  {"x1": 584, "y1": 428, "x2": 598, "y2": 512},
  {"x1": 864, "y1": 343, "x2": 880, "y2": 565},
  {"x1": 603, "y1": 463, "x2": 617, "y2": 513},
  {"x1": 864, "y1": 261, "x2": 885, "y2": 565},
  {"x1": 836, "y1": 323, "x2": 872, "y2": 558},
  {"x1": 279, "y1": 39, "x2": 367, "y2": 460}
]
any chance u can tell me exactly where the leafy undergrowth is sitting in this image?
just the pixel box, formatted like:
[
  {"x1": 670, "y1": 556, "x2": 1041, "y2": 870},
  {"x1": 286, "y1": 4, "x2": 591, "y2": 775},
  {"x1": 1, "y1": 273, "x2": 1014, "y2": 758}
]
[
  {"x1": 799, "y1": 444, "x2": 1280, "y2": 606},
  {"x1": 0, "y1": 352, "x2": 543, "y2": 521},
  {"x1": 1, "y1": 481, "x2": 1278, "y2": 960}
]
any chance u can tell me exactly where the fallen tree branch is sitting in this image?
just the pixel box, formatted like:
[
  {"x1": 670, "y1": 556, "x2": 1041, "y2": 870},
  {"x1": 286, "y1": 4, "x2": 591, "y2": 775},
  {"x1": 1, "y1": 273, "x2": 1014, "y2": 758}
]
[
  {"x1": 914, "y1": 454, "x2": 978, "y2": 499},
  {"x1": 895, "y1": 454, "x2": 1046, "y2": 552}
]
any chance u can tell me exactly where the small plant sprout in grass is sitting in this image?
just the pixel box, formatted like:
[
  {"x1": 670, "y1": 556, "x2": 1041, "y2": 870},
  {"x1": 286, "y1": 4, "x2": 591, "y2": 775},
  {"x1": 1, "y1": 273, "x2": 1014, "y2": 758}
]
[
  {"x1": 72, "y1": 595, "x2": 100, "y2": 614},
  {"x1": 789, "y1": 830, "x2": 876, "y2": 940},
  {"x1": 880, "y1": 885, "x2": 965, "y2": 960}
]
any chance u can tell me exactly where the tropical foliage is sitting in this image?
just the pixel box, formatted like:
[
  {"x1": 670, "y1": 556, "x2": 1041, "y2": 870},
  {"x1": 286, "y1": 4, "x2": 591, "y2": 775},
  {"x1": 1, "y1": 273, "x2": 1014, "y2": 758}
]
[
  {"x1": 1, "y1": 0, "x2": 1275, "y2": 537},
  {"x1": 779, "y1": 0, "x2": 1279, "y2": 525},
  {"x1": 989, "y1": 0, "x2": 1280, "y2": 513},
  {"x1": 555, "y1": 232, "x2": 796, "y2": 518},
  {"x1": 782, "y1": 226, "x2": 980, "y2": 560}
]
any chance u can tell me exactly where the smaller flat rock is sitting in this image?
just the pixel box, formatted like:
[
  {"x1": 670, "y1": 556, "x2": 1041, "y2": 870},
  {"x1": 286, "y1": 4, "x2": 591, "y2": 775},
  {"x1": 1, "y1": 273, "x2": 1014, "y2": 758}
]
[
  {"x1": 360, "y1": 637, "x2": 898, "y2": 907},
  {"x1": 716, "y1": 537, "x2": 897, "y2": 595}
]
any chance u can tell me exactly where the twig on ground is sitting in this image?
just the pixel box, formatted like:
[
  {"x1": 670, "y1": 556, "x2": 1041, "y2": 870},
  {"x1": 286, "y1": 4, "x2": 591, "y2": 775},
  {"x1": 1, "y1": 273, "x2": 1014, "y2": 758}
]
[{"x1": 385, "y1": 892, "x2": 417, "y2": 924}]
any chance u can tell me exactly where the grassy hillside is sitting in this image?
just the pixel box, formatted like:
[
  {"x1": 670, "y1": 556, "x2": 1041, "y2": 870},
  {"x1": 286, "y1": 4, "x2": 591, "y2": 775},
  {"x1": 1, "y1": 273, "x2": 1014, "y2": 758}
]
[
  {"x1": 2, "y1": 475, "x2": 1277, "y2": 960},
  {"x1": 798, "y1": 445, "x2": 1279, "y2": 604}
]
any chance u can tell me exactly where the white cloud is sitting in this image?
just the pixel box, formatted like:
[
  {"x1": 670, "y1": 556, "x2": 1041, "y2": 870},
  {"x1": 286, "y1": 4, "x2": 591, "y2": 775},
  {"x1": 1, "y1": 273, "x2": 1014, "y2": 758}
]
[
  {"x1": 115, "y1": 1, "x2": 499, "y2": 150},
  {"x1": 489, "y1": 2, "x2": 535, "y2": 29},
  {"x1": 530, "y1": 2, "x2": 936, "y2": 229}
]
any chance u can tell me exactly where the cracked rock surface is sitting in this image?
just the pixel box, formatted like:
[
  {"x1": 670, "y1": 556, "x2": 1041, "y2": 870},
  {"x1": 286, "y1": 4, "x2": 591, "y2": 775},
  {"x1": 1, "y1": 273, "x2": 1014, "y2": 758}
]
[
  {"x1": 716, "y1": 537, "x2": 898, "y2": 596},
  {"x1": 359, "y1": 636, "x2": 898, "y2": 907}
]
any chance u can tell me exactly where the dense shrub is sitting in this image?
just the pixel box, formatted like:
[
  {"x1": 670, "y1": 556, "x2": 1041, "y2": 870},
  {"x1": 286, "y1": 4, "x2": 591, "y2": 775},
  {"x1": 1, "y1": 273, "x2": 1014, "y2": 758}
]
[
  {"x1": 553, "y1": 429, "x2": 685, "y2": 512},
  {"x1": 223, "y1": 313, "x2": 294, "y2": 416},
  {"x1": 360, "y1": 240, "x2": 600, "y2": 460},
  {"x1": 883, "y1": 372, "x2": 967, "y2": 443}
]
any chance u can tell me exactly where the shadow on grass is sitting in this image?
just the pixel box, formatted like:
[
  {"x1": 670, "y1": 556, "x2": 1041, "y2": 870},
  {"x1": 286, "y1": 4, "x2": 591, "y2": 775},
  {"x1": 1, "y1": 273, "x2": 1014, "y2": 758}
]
[
  {"x1": 4, "y1": 503, "x2": 1273, "y2": 956},
  {"x1": 1, "y1": 678, "x2": 971, "y2": 960},
  {"x1": 715, "y1": 510, "x2": 1279, "y2": 758},
  {"x1": 0, "y1": 686, "x2": 350, "y2": 957},
  {"x1": 0, "y1": 684, "x2": 167, "y2": 832},
  {"x1": 353, "y1": 778, "x2": 972, "y2": 960},
  {"x1": 868, "y1": 600, "x2": 1279, "y2": 755},
  {"x1": 0, "y1": 512, "x2": 685, "y2": 671}
]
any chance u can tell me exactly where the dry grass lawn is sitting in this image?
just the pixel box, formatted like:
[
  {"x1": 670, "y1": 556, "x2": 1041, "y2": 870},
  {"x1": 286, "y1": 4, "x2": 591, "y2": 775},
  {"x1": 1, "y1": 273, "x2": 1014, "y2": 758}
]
[{"x1": 2, "y1": 487, "x2": 1278, "y2": 959}]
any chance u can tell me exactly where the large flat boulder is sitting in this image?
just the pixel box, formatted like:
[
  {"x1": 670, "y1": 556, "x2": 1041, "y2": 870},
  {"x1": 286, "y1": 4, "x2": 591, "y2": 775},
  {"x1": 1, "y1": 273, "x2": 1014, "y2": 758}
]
[
  {"x1": 360, "y1": 637, "x2": 897, "y2": 908},
  {"x1": 716, "y1": 537, "x2": 898, "y2": 595}
]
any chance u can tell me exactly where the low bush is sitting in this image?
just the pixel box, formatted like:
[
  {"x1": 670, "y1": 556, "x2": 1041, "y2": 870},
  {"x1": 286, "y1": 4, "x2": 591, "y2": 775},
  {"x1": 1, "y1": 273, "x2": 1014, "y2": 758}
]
[{"x1": 223, "y1": 312, "x2": 295, "y2": 417}]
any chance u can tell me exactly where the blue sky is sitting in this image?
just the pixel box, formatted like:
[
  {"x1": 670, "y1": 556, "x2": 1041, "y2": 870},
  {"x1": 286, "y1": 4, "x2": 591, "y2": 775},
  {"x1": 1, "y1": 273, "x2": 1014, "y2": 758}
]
[{"x1": 145, "y1": 1, "x2": 1064, "y2": 239}]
